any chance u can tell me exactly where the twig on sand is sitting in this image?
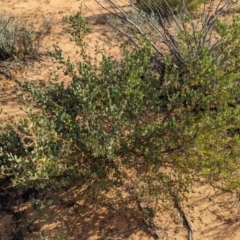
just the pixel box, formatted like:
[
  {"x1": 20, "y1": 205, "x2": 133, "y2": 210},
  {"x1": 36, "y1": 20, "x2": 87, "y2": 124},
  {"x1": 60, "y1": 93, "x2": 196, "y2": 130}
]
[{"x1": 172, "y1": 195, "x2": 193, "y2": 240}]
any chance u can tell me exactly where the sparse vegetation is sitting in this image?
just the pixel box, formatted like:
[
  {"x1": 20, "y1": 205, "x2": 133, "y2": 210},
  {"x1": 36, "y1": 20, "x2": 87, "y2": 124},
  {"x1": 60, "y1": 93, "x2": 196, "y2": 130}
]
[
  {"x1": 0, "y1": 13, "x2": 50, "y2": 61},
  {"x1": 1, "y1": 0, "x2": 240, "y2": 239}
]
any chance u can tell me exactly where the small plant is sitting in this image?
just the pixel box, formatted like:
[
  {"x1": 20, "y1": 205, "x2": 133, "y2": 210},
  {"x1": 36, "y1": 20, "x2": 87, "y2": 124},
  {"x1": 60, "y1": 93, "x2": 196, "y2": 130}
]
[
  {"x1": 0, "y1": 12, "x2": 51, "y2": 61},
  {"x1": 67, "y1": 7, "x2": 90, "y2": 45}
]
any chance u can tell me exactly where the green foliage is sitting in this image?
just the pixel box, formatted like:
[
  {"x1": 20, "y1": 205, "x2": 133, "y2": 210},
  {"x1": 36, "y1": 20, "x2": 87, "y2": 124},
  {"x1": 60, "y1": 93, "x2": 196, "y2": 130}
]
[
  {"x1": 0, "y1": 13, "x2": 51, "y2": 61},
  {"x1": 0, "y1": 128, "x2": 20, "y2": 170},
  {"x1": 1, "y1": 7, "x2": 240, "y2": 232},
  {"x1": 67, "y1": 7, "x2": 90, "y2": 45},
  {"x1": 136, "y1": 0, "x2": 206, "y2": 15}
]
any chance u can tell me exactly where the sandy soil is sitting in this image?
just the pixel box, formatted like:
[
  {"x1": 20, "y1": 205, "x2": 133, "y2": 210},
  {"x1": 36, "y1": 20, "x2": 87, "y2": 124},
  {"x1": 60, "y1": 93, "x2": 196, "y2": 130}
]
[{"x1": 0, "y1": 0, "x2": 240, "y2": 239}]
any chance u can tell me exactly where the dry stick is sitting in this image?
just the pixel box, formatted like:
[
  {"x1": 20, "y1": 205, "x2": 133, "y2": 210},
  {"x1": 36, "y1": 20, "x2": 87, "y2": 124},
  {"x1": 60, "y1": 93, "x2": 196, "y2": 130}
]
[
  {"x1": 178, "y1": 11, "x2": 196, "y2": 54},
  {"x1": 202, "y1": 0, "x2": 226, "y2": 29},
  {"x1": 136, "y1": 13, "x2": 179, "y2": 58},
  {"x1": 133, "y1": 1, "x2": 183, "y2": 64},
  {"x1": 173, "y1": 197, "x2": 193, "y2": 240},
  {"x1": 201, "y1": 0, "x2": 215, "y2": 29},
  {"x1": 198, "y1": 0, "x2": 232, "y2": 50},
  {"x1": 137, "y1": 0, "x2": 166, "y2": 25},
  {"x1": 186, "y1": 1, "x2": 237, "y2": 76},
  {"x1": 96, "y1": 0, "x2": 182, "y2": 65},
  {"x1": 169, "y1": 171, "x2": 194, "y2": 240},
  {"x1": 174, "y1": 1, "x2": 216, "y2": 51},
  {"x1": 109, "y1": 24, "x2": 142, "y2": 49},
  {"x1": 200, "y1": 21, "x2": 216, "y2": 50},
  {"x1": 161, "y1": 0, "x2": 182, "y2": 29},
  {"x1": 96, "y1": 0, "x2": 165, "y2": 58},
  {"x1": 136, "y1": 0, "x2": 184, "y2": 63},
  {"x1": 203, "y1": 0, "x2": 232, "y2": 34},
  {"x1": 195, "y1": 0, "x2": 231, "y2": 50},
  {"x1": 84, "y1": 1, "x2": 142, "y2": 49},
  {"x1": 0, "y1": 16, "x2": 13, "y2": 35}
]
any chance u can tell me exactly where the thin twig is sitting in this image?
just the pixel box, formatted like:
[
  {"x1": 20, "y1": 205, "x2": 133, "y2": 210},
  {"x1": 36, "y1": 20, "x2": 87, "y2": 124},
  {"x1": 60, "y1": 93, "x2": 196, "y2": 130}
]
[{"x1": 0, "y1": 16, "x2": 13, "y2": 35}]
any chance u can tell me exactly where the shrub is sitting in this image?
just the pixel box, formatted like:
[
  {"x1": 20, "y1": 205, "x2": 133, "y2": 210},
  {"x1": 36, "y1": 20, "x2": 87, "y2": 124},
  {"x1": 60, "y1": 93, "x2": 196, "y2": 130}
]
[
  {"x1": 0, "y1": 13, "x2": 51, "y2": 61},
  {"x1": 96, "y1": 0, "x2": 240, "y2": 193},
  {"x1": 1, "y1": 2, "x2": 240, "y2": 237}
]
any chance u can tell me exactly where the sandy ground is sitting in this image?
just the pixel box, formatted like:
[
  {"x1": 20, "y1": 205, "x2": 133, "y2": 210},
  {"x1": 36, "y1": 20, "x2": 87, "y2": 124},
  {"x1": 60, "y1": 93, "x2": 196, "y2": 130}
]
[{"x1": 0, "y1": 0, "x2": 240, "y2": 239}]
